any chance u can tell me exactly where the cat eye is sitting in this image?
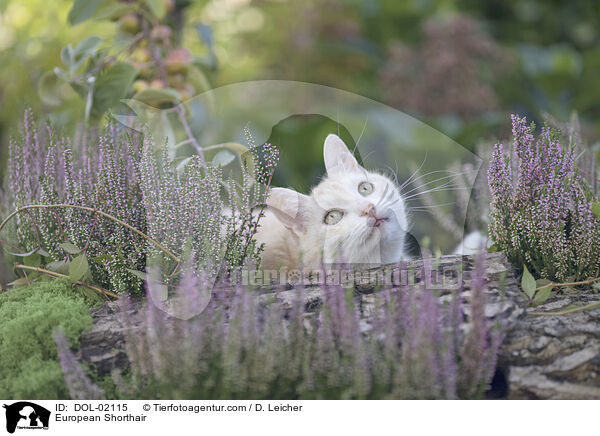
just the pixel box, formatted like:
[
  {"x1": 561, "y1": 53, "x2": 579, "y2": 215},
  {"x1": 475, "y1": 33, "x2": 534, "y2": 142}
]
[
  {"x1": 358, "y1": 181, "x2": 374, "y2": 196},
  {"x1": 324, "y1": 209, "x2": 344, "y2": 225}
]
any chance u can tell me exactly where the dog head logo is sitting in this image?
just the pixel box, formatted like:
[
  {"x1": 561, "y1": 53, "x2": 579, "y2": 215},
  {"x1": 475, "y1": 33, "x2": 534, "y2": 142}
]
[{"x1": 3, "y1": 402, "x2": 50, "y2": 433}]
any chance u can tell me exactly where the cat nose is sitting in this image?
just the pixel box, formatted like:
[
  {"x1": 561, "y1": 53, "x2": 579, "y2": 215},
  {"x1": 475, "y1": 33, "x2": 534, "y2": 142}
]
[{"x1": 361, "y1": 204, "x2": 377, "y2": 218}]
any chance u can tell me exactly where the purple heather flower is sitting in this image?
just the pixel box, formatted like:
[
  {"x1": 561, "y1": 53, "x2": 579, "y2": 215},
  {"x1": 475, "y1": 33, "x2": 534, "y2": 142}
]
[
  {"x1": 54, "y1": 329, "x2": 106, "y2": 400},
  {"x1": 488, "y1": 115, "x2": 600, "y2": 281}
]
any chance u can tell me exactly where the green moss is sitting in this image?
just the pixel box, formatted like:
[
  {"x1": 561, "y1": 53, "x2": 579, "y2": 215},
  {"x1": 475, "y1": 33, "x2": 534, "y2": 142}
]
[{"x1": 0, "y1": 279, "x2": 93, "y2": 399}]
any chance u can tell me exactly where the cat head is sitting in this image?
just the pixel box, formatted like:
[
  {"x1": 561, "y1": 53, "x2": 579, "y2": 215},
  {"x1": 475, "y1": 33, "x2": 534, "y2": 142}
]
[{"x1": 267, "y1": 134, "x2": 409, "y2": 267}]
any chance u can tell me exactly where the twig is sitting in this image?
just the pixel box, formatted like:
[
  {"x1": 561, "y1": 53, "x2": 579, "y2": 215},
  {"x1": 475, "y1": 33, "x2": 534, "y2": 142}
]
[
  {"x1": 535, "y1": 277, "x2": 600, "y2": 291},
  {"x1": 175, "y1": 106, "x2": 205, "y2": 158},
  {"x1": 14, "y1": 264, "x2": 118, "y2": 299},
  {"x1": 48, "y1": 207, "x2": 67, "y2": 240},
  {"x1": 529, "y1": 277, "x2": 600, "y2": 316},
  {"x1": 0, "y1": 240, "x2": 25, "y2": 253},
  {"x1": 529, "y1": 301, "x2": 600, "y2": 316},
  {"x1": 143, "y1": 18, "x2": 206, "y2": 162},
  {"x1": 83, "y1": 211, "x2": 98, "y2": 253},
  {"x1": 24, "y1": 209, "x2": 42, "y2": 250}
]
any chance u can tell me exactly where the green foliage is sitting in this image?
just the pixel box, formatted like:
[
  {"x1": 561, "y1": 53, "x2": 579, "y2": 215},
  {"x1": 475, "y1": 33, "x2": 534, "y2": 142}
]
[
  {"x1": 69, "y1": 254, "x2": 88, "y2": 283},
  {"x1": 68, "y1": 0, "x2": 104, "y2": 25},
  {"x1": 521, "y1": 264, "x2": 536, "y2": 299},
  {"x1": 89, "y1": 62, "x2": 138, "y2": 122},
  {"x1": 0, "y1": 279, "x2": 93, "y2": 399}
]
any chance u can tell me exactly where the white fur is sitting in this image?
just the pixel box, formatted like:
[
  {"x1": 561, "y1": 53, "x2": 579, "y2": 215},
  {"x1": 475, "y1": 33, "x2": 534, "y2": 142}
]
[{"x1": 255, "y1": 134, "x2": 409, "y2": 269}]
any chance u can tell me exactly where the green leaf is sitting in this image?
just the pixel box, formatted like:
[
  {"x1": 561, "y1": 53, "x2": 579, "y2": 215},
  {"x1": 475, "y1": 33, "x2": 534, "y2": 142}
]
[
  {"x1": 91, "y1": 2, "x2": 134, "y2": 20},
  {"x1": 74, "y1": 36, "x2": 102, "y2": 58},
  {"x1": 60, "y1": 242, "x2": 82, "y2": 255},
  {"x1": 38, "y1": 71, "x2": 63, "y2": 106},
  {"x1": 146, "y1": 0, "x2": 166, "y2": 18},
  {"x1": 60, "y1": 45, "x2": 74, "y2": 68},
  {"x1": 195, "y1": 23, "x2": 214, "y2": 50},
  {"x1": 592, "y1": 202, "x2": 600, "y2": 219},
  {"x1": 37, "y1": 248, "x2": 50, "y2": 257},
  {"x1": 212, "y1": 149, "x2": 236, "y2": 167},
  {"x1": 207, "y1": 142, "x2": 254, "y2": 175},
  {"x1": 521, "y1": 264, "x2": 536, "y2": 299},
  {"x1": 127, "y1": 268, "x2": 147, "y2": 281},
  {"x1": 47, "y1": 260, "x2": 70, "y2": 275},
  {"x1": 487, "y1": 243, "x2": 499, "y2": 253},
  {"x1": 91, "y1": 62, "x2": 138, "y2": 120},
  {"x1": 69, "y1": 254, "x2": 89, "y2": 283},
  {"x1": 68, "y1": 0, "x2": 104, "y2": 25},
  {"x1": 533, "y1": 283, "x2": 554, "y2": 306},
  {"x1": 132, "y1": 87, "x2": 181, "y2": 107},
  {"x1": 24, "y1": 253, "x2": 41, "y2": 268}
]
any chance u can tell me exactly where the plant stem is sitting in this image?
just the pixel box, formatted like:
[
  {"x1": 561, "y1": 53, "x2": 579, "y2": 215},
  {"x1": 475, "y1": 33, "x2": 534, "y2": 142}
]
[
  {"x1": 0, "y1": 240, "x2": 24, "y2": 253},
  {"x1": 24, "y1": 209, "x2": 42, "y2": 250},
  {"x1": 144, "y1": 18, "x2": 206, "y2": 162},
  {"x1": 529, "y1": 301, "x2": 600, "y2": 316},
  {"x1": 0, "y1": 204, "x2": 181, "y2": 264},
  {"x1": 83, "y1": 211, "x2": 98, "y2": 254},
  {"x1": 536, "y1": 277, "x2": 600, "y2": 291},
  {"x1": 14, "y1": 264, "x2": 118, "y2": 299}
]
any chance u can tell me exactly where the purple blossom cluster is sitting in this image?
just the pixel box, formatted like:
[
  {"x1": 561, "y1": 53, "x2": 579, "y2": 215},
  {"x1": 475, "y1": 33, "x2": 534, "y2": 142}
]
[
  {"x1": 488, "y1": 114, "x2": 600, "y2": 281},
  {"x1": 139, "y1": 127, "x2": 279, "y2": 284},
  {"x1": 5, "y1": 110, "x2": 147, "y2": 292},
  {"x1": 57, "y1": 253, "x2": 502, "y2": 400},
  {"x1": 3, "y1": 111, "x2": 278, "y2": 294}
]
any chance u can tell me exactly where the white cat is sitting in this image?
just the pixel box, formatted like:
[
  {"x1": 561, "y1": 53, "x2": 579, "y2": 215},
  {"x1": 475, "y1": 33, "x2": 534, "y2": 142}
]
[{"x1": 255, "y1": 134, "x2": 409, "y2": 270}]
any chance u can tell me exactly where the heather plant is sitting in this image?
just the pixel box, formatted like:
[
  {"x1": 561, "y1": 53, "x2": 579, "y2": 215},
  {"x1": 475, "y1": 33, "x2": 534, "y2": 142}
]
[
  {"x1": 56, "y1": 254, "x2": 503, "y2": 400},
  {"x1": 3, "y1": 110, "x2": 146, "y2": 295},
  {"x1": 488, "y1": 114, "x2": 600, "y2": 283},
  {"x1": 1, "y1": 111, "x2": 278, "y2": 296}
]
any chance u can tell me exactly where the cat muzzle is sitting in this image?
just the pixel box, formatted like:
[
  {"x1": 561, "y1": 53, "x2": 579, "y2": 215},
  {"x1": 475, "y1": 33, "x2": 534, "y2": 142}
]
[{"x1": 362, "y1": 204, "x2": 389, "y2": 227}]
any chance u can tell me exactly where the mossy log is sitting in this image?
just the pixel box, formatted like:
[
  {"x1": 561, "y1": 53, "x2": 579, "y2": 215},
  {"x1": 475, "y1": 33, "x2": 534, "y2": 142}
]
[{"x1": 78, "y1": 252, "x2": 600, "y2": 399}]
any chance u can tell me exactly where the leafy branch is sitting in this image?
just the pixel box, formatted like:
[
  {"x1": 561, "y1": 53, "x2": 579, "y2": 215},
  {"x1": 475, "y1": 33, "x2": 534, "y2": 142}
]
[
  {"x1": 521, "y1": 263, "x2": 600, "y2": 309},
  {"x1": 14, "y1": 264, "x2": 118, "y2": 299}
]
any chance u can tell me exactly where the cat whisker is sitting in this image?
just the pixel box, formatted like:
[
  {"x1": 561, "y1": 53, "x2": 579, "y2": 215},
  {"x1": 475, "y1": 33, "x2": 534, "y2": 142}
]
[
  {"x1": 400, "y1": 169, "x2": 458, "y2": 192},
  {"x1": 381, "y1": 197, "x2": 402, "y2": 209},
  {"x1": 399, "y1": 153, "x2": 428, "y2": 191},
  {"x1": 354, "y1": 115, "x2": 369, "y2": 151},
  {"x1": 403, "y1": 185, "x2": 471, "y2": 200},
  {"x1": 410, "y1": 201, "x2": 456, "y2": 210},
  {"x1": 400, "y1": 172, "x2": 463, "y2": 197},
  {"x1": 408, "y1": 208, "x2": 445, "y2": 217},
  {"x1": 360, "y1": 149, "x2": 378, "y2": 165},
  {"x1": 382, "y1": 165, "x2": 399, "y2": 185},
  {"x1": 405, "y1": 179, "x2": 456, "y2": 196}
]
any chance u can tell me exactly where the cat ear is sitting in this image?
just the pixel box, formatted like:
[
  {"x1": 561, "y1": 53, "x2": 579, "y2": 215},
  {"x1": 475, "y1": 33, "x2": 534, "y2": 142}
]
[
  {"x1": 267, "y1": 187, "x2": 310, "y2": 234},
  {"x1": 324, "y1": 134, "x2": 361, "y2": 175}
]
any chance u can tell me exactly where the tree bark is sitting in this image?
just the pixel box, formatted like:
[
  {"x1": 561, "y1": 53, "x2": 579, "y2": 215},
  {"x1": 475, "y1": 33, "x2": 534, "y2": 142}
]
[{"x1": 78, "y1": 252, "x2": 600, "y2": 399}]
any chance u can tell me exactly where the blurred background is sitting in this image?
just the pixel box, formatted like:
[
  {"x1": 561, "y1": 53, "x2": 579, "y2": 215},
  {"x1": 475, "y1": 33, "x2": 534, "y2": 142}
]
[{"x1": 0, "y1": 0, "x2": 598, "y2": 252}]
